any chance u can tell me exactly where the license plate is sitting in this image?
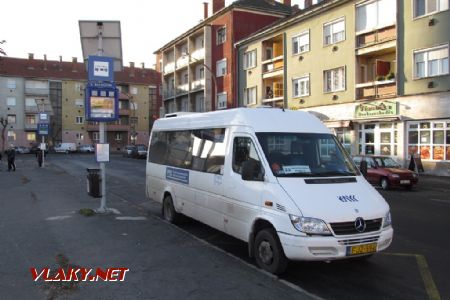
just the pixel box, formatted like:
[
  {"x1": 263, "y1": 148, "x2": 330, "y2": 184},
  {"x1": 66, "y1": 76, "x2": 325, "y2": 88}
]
[
  {"x1": 347, "y1": 243, "x2": 377, "y2": 256},
  {"x1": 400, "y1": 180, "x2": 410, "y2": 184}
]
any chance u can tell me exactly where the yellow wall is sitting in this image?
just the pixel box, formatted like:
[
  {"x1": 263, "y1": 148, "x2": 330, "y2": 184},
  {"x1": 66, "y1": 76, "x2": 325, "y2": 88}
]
[{"x1": 61, "y1": 80, "x2": 85, "y2": 131}]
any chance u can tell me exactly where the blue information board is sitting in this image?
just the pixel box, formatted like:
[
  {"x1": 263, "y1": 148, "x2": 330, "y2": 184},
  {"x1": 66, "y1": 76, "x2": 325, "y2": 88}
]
[
  {"x1": 88, "y1": 56, "x2": 114, "y2": 82},
  {"x1": 37, "y1": 123, "x2": 49, "y2": 135},
  {"x1": 85, "y1": 82, "x2": 119, "y2": 122}
]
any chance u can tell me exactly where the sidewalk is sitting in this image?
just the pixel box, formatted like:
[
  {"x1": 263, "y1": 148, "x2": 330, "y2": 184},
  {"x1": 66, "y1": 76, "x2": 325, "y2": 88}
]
[{"x1": 0, "y1": 158, "x2": 315, "y2": 300}]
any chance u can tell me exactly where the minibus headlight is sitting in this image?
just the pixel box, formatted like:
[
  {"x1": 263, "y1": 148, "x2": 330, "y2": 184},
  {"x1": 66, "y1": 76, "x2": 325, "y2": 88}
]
[
  {"x1": 383, "y1": 211, "x2": 392, "y2": 228},
  {"x1": 289, "y1": 215, "x2": 331, "y2": 235}
]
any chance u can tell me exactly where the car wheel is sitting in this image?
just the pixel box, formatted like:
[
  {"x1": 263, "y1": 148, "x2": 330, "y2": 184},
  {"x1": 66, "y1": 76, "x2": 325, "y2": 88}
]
[
  {"x1": 381, "y1": 177, "x2": 390, "y2": 190},
  {"x1": 162, "y1": 195, "x2": 181, "y2": 224},
  {"x1": 254, "y1": 228, "x2": 288, "y2": 275}
]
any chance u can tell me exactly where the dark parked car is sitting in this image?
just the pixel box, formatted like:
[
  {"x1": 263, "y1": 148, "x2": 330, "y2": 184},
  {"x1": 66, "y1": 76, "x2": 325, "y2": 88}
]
[
  {"x1": 123, "y1": 145, "x2": 136, "y2": 158},
  {"x1": 15, "y1": 146, "x2": 30, "y2": 154},
  {"x1": 353, "y1": 155, "x2": 418, "y2": 190},
  {"x1": 131, "y1": 144, "x2": 148, "y2": 159}
]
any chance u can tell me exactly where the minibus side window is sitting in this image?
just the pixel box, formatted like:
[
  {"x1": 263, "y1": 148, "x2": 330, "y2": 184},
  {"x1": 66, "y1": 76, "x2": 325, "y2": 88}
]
[
  {"x1": 232, "y1": 137, "x2": 261, "y2": 174},
  {"x1": 166, "y1": 130, "x2": 193, "y2": 169},
  {"x1": 191, "y1": 128, "x2": 226, "y2": 174},
  {"x1": 148, "y1": 132, "x2": 168, "y2": 164}
]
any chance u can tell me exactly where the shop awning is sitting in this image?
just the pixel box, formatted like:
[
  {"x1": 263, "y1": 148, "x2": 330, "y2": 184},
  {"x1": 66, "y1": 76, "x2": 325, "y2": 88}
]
[
  {"x1": 323, "y1": 120, "x2": 352, "y2": 128},
  {"x1": 354, "y1": 116, "x2": 402, "y2": 123}
]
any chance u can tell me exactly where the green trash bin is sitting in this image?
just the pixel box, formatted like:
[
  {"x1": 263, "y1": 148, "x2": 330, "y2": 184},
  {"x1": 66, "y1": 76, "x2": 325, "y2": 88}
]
[{"x1": 87, "y1": 168, "x2": 102, "y2": 198}]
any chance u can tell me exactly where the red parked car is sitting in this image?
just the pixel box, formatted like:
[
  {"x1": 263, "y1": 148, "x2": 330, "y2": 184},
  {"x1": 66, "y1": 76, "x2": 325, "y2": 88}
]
[{"x1": 353, "y1": 155, "x2": 419, "y2": 190}]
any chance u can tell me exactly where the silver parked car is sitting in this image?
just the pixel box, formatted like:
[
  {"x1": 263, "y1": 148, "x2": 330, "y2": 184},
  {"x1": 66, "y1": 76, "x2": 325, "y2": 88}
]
[{"x1": 78, "y1": 144, "x2": 95, "y2": 153}]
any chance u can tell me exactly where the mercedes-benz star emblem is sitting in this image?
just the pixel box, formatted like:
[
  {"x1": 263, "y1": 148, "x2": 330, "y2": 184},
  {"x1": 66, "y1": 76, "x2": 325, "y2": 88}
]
[{"x1": 354, "y1": 217, "x2": 366, "y2": 233}]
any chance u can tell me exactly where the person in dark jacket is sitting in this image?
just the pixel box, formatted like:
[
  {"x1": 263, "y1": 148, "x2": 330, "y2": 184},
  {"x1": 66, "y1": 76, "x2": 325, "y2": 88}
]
[
  {"x1": 36, "y1": 150, "x2": 45, "y2": 167},
  {"x1": 5, "y1": 144, "x2": 16, "y2": 171}
]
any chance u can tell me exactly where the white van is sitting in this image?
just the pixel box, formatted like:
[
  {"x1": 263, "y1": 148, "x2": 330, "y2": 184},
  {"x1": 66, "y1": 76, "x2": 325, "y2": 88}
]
[
  {"x1": 145, "y1": 108, "x2": 393, "y2": 274},
  {"x1": 54, "y1": 142, "x2": 77, "y2": 153}
]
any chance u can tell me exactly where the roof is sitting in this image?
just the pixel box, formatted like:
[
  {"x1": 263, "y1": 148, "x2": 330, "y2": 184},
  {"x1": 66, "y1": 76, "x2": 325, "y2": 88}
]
[
  {"x1": 0, "y1": 56, "x2": 160, "y2": 85},
  {"x1": 154, "y1": 0, "x2": 292, "y2": 53},
  {"x1": 153, "y1": 107, "x2": 328, "y2": 133}
]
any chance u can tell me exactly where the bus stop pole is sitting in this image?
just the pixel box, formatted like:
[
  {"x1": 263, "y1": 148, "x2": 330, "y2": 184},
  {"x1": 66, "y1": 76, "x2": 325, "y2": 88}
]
[{"x1": 98, "y1": 121, "x2": 107, "y2": 212}]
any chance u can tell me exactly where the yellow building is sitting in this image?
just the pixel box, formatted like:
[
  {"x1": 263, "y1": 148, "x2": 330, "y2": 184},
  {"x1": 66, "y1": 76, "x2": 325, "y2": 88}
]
[{"x1": 237, "y1": 0, "x2": 450, "y2": 175}]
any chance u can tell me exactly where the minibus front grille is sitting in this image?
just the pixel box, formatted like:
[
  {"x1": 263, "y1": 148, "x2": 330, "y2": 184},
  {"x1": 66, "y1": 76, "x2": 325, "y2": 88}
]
[
  {"x1": 276, "y1": 203, "x2": 286, "y2": 212},
  {"x1": 338, "y1": 236, "x2": 380, "y2": 246},
  {"x1": 329, "y1": 218, "x2": 382, "y2": 235}
]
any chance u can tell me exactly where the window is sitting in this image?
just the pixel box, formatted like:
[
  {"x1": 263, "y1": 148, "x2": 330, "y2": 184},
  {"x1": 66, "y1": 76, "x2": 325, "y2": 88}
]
[
  {"x1": 217, "y1": 92, "x2": 227, "y2": 110},
  {"x1": 27, "y1": 133, "x2": 36, "y2": 142},
  {"x1": 414, "y1": 45, "x2": 449, "y2": 78},
  {"x1": 356, "y1": 0, "x2": 396, "y2": 32},
  {"x1": 199, "y1": 67, "x2": 205, "y2": 79},
  {"x1": 76, "y1": 133, "x2": 84, "y2": 140},
  {"x1": 75, "y1": 116, "x2": 84, "y2": 124},
  {"x1": 217, "y1": 27, "x2": 226, "y2": 44},
  {"x1": 292, "y1": 31, "x2": 310, "y2": 54},
  {"x1": 244, "y1": 87, "x2": 257, "y2": 106},
  {"x1": 293, "y1": 75, "x2": 310, "y2": 97},
  {"x1": 26, "y1": 115, "x2": 37, "y2": 125},
  {"x1": 232, "y1": 137, "x2": 262, "y2": 175},
  {"x1": 244, "y1": 50, "x2": 256, "y2": 69},
  {"x1": 148, "y1": 128, "x2": 226, "y2": 174},
  {"x1": 7, "y1": 115, "x2": 16, "y2": 124},
  {"x1": 216, "y1": 59, "x2": 227, "y2": 77},
  {"x1": 115, "y1": 133, "x2": 122, "y2": 141},
  {"x1": 324, "y1": 67, "x2": 346, "y2": 92},
  {"x1": 74, "y1": 83, "x2": 84, "y2": 92},
  {"x1": 25, "y1": 98, "x2": 37, "y2": 107},
  {"x1": 7, "y1": 97, "x2": 16, "y2": 106},
  {"x1": 131, "y1": 87, "x2": 138, "y2": 95},
  {"x1": 408, "y1": 120, "x2": 450, "y2": 160},
  {"x1": 7, "y1": 79, "x2": 16, "y2": 89},
  {"x1": 75, "y1": 99, "x2": 84, "y2": 107},
  {"x1": 323, "y1": 18, "x2": 345, "y2": 45},
  {"x1": 414, "y1": 0, "x2": 449, "y2": 18},
  {"x1": 7, "y1": 131, "x2": 16, "y2": 142},
  {"x1": 93, "y1": 132, "x2": 100, "y2": 141}
]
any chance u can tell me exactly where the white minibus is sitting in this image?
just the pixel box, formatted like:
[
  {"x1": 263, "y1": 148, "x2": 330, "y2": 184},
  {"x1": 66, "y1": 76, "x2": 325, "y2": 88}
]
[{"x1": 145, "y1": 108, "x2": 393, "y2": 274}]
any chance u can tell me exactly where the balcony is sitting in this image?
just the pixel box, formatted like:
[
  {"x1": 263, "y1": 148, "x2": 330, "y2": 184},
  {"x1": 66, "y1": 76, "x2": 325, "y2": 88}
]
[
  {"x1": 356, "y1": 25, "x2": 396, "y2": 56},
  {"x1": 163, "y1": 89, "x2": 175, "y2": 99},
  {"x1": 262, "y1": 56, "x2": 284, "y2": 78},
  {"x1": 119, "y1": 109, "x2": 130, "y2": 116},
  {"x1": 25, "y1": 87, "x2": 49, "y2": 95},
  {"x1": 191, "y1": 48, "x2": 205, "y2": 61},
  {"x1": 191, "y1": 79, "x2": 205, "y2": 91},
  {"x1": 86, "y1": 123, "x2": 129, "y2": 132},
  {"x1": 262, "y1": 81, "x2": 284, "y2": 103},
  {"x1": 25, "y1": 123, "x2": 38, "y2": 131},
  {"x1": 176, "y1": 84, "x2": 189, "y2": 96},
  {"x1": 24, "y1": 106, "x2": 39, "y2": 113},
  {"x1": 356, "y1": 80, "x2": 396, "y2": 100},
  {"x1": 163, "y1": 62, "x2": 175, "y2": 74},
  {"x1": 176, "y1": 56, "x2": 189, "y2": 69}
]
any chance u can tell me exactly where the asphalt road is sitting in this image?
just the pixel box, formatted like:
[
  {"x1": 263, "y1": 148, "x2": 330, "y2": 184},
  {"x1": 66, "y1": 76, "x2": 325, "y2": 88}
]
[{"x1": 3, "y1": 153, "x2": 449, "y2": 299}]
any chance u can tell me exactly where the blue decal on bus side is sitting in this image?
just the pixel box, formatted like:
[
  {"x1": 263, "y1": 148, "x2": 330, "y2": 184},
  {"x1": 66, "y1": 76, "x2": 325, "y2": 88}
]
[{"x1": 166, "y1": 167, "x2": 189, "y2": 185}]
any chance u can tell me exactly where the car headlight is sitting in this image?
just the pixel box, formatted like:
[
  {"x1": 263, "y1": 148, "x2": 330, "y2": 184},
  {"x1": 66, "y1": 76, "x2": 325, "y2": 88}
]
[
  {"x1": 383, "y1": 211, "x2": 392, "y2": 228},
  {"x1": 289, "y1": 215, "x2": 332, "y2": 235},
  {"x1": 412, "y1": 173, "x2": 418, "y2": 178},
  {"x1": 390, "y1": 174, "x2": 400, "y2": 178}
]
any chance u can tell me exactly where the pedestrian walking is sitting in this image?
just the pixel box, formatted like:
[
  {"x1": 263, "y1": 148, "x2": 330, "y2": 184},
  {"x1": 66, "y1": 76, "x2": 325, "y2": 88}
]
[
  {"x1": 36, "y1": 150, "x2": 45, "y2": 167},
  {"x1": 5, "y1": 144, "x2": 16, "y2": 172}
]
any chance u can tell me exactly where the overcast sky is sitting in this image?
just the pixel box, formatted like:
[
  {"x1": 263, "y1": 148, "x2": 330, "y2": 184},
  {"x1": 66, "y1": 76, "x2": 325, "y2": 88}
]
[{"x1": 1, "y1": 0, "x2": 238, "y2": 69}]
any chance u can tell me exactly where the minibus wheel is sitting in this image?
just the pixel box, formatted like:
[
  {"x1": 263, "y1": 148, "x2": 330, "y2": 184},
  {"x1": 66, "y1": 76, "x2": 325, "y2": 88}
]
[
  {"x1": 162, "y1": 195, "x2": 181, "y2": 224},
  {"x1": 254, "y1": 228, "x2": 288, "y2": 274}
]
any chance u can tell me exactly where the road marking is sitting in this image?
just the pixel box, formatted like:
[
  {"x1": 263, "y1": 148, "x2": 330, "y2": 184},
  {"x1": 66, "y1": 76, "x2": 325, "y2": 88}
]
[
  {"x1": 430, "y1": 198, "x2": 450, "y2": 204},
  {"x1": 383, "y1": 253, "x2": 441, "y2": 300},
  {"x1": 115, "y1": 216, "x2": 147, "y2": 221},
  {"x1": 45, "y1": 215, "x2": 72, "y2": 221}
]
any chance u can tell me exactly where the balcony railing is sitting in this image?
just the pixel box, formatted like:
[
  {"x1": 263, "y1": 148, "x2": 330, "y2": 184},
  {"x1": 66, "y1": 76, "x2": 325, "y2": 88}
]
[
  {"x1": 356, "y1": 80, "x2": 396, "y2": 100},
  {"x1": 119, "y1": 109, "x2": 130, "y2": 116},
  {"x1": 86, "y1": 123, "x2": 130, "y2": 132},
  {"x1": 176, "y1": 56, "x2": 189, "y2": 69},
  {"x1": 25, "y1": 87, "x2": 49, "y2": 95},
  {"x1": 191, "y1": 48, "x2": 205, "y2": 61},
  {"x1": 163, "y1": 89, "x2": 175, "y2": 99},
  {"x1": 25, "y1": 123, "x2": 38, "y2": 130},
  {"x1": 24, "y1": 106, "x2": 39, "y2": 113},
  {"x1": 191, "y1": 79, "x2": 205, "y2": 91},
  {"x1": 356, "y1": 25, "x2": 396, "y2": 49},
  {"x1": 163, "y1": 62, "x2": 175, "y2": 74},
  {"x1": 176, "y1": 84, "x2": 189, "y2": 95}
]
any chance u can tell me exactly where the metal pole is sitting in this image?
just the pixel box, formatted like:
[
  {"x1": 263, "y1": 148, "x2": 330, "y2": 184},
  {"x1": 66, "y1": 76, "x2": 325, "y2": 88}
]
[
  {"x1": 97, "y1": 22, "x2": 108, "y2": 213},
  {"x1": 41, "y1": 135, "x2": 45, "y2": 167}
]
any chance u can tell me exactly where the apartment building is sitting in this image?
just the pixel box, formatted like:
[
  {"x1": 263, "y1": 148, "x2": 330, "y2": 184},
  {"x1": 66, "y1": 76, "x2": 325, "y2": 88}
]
[
  {"x1": 0, "y1": 55, "x2": 161, "y2": 151},
  {"x1": 236, "y1": 0, "x2": 450, "y2": 175},
  {"x1": 154, "y1": 0, "x2": 293, "y2": 115}
]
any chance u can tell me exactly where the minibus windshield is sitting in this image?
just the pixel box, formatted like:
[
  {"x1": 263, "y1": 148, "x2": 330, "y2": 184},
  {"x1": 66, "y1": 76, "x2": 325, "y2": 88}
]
[{"x1": 256, "y1": 132, "x2": 359, "y2": 177}]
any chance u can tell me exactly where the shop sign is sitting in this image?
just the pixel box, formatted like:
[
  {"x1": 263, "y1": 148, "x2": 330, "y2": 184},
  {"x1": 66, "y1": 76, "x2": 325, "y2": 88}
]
[{"x1": 355, "y1": 101, "x2": 397, "y2": 118}]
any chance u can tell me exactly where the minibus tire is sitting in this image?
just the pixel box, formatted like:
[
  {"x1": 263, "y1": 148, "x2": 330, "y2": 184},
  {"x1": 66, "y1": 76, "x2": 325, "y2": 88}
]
[
  {"x1": 254, "y1": 228, "x2": 288, "y2": 275},
  {"x1": 162, "y1": 195, "x2": 181, "y2": 224}
]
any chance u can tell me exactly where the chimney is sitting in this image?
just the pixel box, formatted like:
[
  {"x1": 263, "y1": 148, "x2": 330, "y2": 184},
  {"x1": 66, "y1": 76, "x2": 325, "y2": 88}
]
[
  {"x1": 44, "y1": 54, "x2": 47, "y2": 61},
  {"x1": 130, "y1": 62, "x2": 135, "y2": 77},
  {"x1": 130, "y1": 62, "x2": 135, "y2": 68},
  {"x1": 72, "y1": 57, "x2": 77, "y2": 63},
  {"x1": 283, "y1": 0, "x2": 291, "y2": 6},
  {"x1": 212, "y1": 0, "x2": 225, "y2": 14},
  {"x1": 59, "y1": 56, "x2": 62, "y2": 62},
  {"x1": 292, "y1": 4, "x2": 300, "y2": 12},
  {"x1": 43, "y1": 54, "x2": 48, "y2": 70},
  {"x1": 28, "y1": 53, "x2": 34, "y2": 60},
  {"x1": 141, "y1": 62, "x2": 145, "y2": 69},
  {"x1": 304, "y1": 0, "x2": 313, "y2": 8},
  {"x1": 203, "y1": 2, "x2": 209, "y2": 19}
]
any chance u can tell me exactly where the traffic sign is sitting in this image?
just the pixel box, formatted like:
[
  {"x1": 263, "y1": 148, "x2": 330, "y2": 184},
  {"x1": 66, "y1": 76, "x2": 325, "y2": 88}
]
[
  {"x1": 88, "y1": 56, "x2": 114, "y2": 82},
  {"x1": 85, "y1": 82, "x2": 119, "y2": 122},
  {"x1": 37, "y1": 123, "x2": 49, "y2": 135}
]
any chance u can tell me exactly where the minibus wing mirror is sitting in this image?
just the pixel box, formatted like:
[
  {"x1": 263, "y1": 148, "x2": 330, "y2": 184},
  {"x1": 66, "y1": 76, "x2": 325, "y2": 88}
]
[{"x1": 360, "y1": 160, "x2": 368, "y2": 177}]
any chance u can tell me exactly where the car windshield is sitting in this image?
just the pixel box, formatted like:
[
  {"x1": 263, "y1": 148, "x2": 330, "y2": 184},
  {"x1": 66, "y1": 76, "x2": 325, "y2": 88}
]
[
  {"x1": 375, "y1": 157, "x2": 401, "y2": 168},
  {"x1": 256, "y1": 132, "x2": 359, "y2": 177}
]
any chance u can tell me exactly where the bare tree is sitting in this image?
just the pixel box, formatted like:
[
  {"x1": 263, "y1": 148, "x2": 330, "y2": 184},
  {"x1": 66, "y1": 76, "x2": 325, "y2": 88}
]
[{"x1": 0, "y1": 116, "x2": 8, "y2": 152}]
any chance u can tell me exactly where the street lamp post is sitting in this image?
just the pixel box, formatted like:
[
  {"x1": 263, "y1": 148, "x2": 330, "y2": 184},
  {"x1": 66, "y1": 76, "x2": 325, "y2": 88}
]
[
  {"x1": 184, "y1": 53, "x2": 217, "y2": 112},
  {"x1": 36, "y1": 98, "x2": 46, "y2": 167}
]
